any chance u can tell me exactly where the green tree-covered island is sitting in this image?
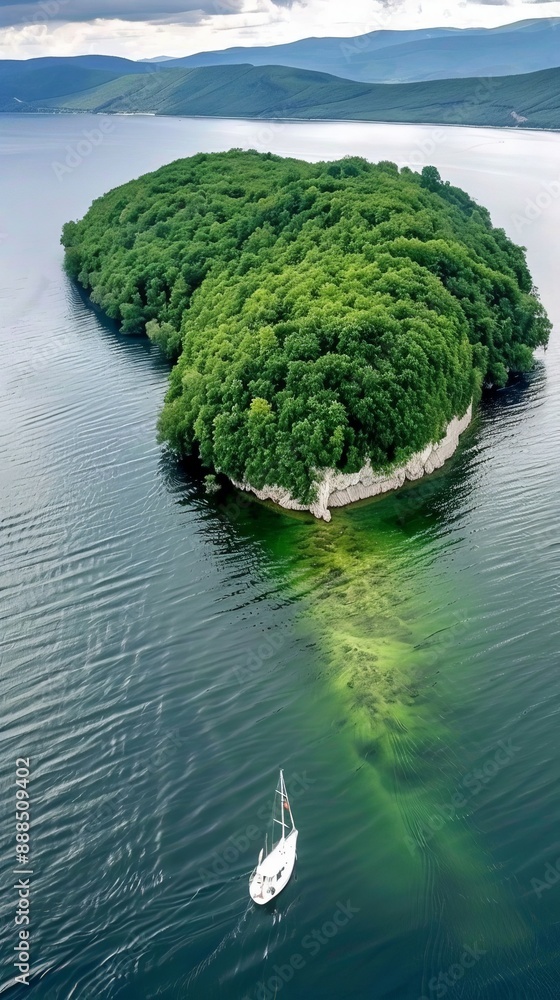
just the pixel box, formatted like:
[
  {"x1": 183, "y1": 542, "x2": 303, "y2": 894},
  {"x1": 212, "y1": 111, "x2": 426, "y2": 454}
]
[{"x1": 61, "y1": 150, "x2": 551, "y2": 519}]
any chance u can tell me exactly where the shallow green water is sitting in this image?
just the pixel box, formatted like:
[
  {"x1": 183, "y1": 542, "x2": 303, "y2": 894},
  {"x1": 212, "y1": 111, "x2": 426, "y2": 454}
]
[{"x1": 1, "y1": 115, "x2": 559, "y2": 999}]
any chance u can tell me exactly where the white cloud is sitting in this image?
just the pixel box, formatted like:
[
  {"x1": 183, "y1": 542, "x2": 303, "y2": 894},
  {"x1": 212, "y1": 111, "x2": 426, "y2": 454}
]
[{"x1": 0, "y1": 0, "x2": 559, "y2": 59}]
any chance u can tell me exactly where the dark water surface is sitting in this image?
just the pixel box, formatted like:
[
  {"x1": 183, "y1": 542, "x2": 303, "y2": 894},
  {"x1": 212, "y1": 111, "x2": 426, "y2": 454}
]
[{"x1": 1, "y1": 115, "x2": 559, "y2": 999}]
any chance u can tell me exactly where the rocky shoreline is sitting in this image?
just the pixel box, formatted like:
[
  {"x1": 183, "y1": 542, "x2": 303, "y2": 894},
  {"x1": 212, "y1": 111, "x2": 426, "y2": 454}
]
[{"x1": 233, "y1": 404, "x2": 473, "y2": 522}]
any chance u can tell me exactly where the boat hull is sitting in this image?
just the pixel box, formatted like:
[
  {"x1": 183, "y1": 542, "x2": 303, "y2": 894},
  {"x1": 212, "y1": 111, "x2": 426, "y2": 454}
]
[{"x1": 249, "y1": 829, "x2": 298, "y2": 905}]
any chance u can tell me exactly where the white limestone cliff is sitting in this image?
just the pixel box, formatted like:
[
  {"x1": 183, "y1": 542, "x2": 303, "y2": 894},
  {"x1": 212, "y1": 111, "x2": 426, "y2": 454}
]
[{"x1": 232, "y1": 404, "x2": 473, "y2": 522}]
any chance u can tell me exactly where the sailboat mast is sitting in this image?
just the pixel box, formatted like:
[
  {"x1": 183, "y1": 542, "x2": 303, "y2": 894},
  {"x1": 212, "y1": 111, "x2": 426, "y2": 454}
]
[{"x1": 280, "y1": 769, "x2": 286, "y2": 841}]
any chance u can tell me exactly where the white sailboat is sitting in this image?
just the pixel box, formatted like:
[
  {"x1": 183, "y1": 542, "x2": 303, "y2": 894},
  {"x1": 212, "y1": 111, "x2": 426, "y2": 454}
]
[{"x1": 249, "y1": 769, "x2": 298, "y2": 905}]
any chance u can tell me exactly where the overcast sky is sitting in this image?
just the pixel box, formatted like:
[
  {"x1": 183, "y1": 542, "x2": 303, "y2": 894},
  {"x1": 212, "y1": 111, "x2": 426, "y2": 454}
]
[{"x1": 1, "y1": 0, "x2": 559, "y2": 60}]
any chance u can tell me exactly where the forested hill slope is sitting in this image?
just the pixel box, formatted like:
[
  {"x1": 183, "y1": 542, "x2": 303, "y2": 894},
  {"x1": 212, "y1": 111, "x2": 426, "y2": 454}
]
[
  {"x1": 12, "y1": 63, "x2": 560, "y2": 131},
  {"x1": 0, "y1": 55, "x2": 158, "y2": 109},
  {"x1": 61, "y1": 151, "x2": 551, "y2": 505}
]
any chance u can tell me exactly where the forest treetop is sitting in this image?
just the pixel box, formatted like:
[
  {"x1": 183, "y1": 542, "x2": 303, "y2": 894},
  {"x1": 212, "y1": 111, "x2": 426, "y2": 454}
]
[{"x1": 62, "y1": 150, "x2": 551, "y2": 504}]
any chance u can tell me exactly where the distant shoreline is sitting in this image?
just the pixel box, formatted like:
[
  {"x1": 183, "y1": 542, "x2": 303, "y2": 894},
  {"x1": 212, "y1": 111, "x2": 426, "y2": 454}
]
[{"x1": 3, "y1": 110, "x2": 559, "y2": 135}]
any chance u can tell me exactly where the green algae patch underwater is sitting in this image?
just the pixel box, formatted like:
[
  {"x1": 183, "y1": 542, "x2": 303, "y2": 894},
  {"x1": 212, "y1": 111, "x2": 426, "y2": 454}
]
[{"x1": 257, "y1": 479, "x2": 530, "y2": 954}]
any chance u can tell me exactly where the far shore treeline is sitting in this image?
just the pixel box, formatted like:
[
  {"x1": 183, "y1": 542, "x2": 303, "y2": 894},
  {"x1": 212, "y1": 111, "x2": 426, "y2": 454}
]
[
  {"x1": 2, "y1": 59, "x2": 560, "y2": 130},
  {"x1": 61, "y1": 150, "x2": 550, "y2": 503}
]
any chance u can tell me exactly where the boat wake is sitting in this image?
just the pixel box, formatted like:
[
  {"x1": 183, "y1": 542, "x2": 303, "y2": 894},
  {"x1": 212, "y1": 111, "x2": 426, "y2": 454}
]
[{"x1": 184, "y1": 901, "x2": 253, "y2": 990}]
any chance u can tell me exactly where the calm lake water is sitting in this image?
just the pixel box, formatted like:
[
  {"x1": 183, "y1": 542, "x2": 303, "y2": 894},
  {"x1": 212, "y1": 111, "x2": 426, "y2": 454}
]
[{"x1": 1, "y1": 114, "x2": 559, "y2": 1000}]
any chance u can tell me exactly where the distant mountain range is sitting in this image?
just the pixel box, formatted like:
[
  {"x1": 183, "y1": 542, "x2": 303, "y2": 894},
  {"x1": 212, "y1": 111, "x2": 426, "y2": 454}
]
[
  {"x1": 158, "y1": 18, "x2": 560, "y2": 84},
  {"x1": 1, "y1": 18, "x2": 559, "y2": 129},
  {"x1": 3, "y1": 61, "x2": 559, "y2": 131}
]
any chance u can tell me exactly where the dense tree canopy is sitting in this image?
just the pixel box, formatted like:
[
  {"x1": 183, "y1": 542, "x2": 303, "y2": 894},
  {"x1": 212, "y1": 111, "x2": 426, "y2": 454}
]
[{"x1": 62, "y1": 150, "x2": 550, "y2": 503}]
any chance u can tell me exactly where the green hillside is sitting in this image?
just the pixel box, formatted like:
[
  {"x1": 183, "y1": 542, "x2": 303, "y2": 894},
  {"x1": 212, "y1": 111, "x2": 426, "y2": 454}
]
[
  {"x1": 25, "y1": 63, "x2": 560, "y2": 130},
  {"x1": 0, "y1": 56, "x2": 154, "y2": 112}
]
